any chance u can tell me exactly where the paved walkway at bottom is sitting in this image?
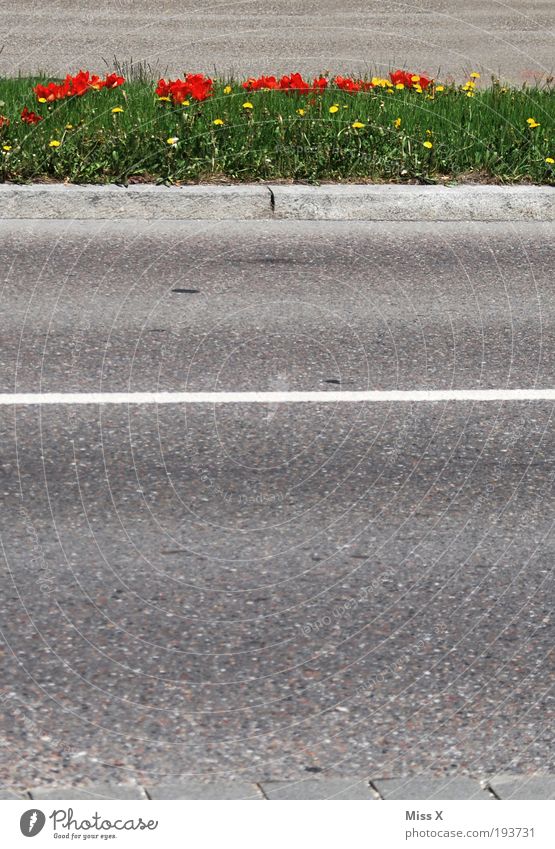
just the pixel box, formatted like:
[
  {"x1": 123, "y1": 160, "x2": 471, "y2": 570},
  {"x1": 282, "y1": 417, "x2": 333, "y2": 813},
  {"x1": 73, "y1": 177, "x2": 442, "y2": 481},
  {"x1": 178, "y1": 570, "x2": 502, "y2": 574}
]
[{"x1": 1, "y1": 776, "x2": 554, "y2": 800}]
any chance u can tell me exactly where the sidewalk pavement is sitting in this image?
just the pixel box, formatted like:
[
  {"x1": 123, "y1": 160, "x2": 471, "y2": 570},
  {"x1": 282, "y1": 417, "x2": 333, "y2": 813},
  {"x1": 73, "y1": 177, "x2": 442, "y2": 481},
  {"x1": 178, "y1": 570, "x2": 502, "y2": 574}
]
[{"x1": 2, "y1": 775, "x2": 554, "y2": 800}]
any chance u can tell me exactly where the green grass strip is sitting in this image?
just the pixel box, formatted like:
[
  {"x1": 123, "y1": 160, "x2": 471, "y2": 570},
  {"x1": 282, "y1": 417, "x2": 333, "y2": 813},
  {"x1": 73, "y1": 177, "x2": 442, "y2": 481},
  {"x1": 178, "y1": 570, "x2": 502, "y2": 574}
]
[{"x1": 0, "y1": 76, "x2": 553, "y2": 184}]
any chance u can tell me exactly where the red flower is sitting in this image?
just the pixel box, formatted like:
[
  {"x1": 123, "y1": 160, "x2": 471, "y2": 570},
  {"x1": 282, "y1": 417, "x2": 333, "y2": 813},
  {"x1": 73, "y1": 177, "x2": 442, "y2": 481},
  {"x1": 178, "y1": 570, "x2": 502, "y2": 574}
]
[
  {"x1": 70, "y1": 70, "x2": 93, "y2": 96},
  {"x1": 0, "y1": 115, "x2": 10, "y2": 128},
  {"x1": 34, "y1": 80, "x2": 69, "y2": 102},
  {"x1": 156, "y1": 74, "x2": 214, "y2": 103},
  {"x1": 102, "y1": 73, "x2": 125, "y2": 90},
  {"x1": 279, "y1": 72, "x2": 310, "y2": 92},
  {"x1": 242, "y1": 73, "x2": 327, "y2": 93},
  {"x1": 311, "y1": 76, "x2": 328, "y2": 91},
  {"x1": 34, "y1": 70, "x2": 126, "y2": 102},
  {"x1": 389, "y1": 69, "x2": 432, "y2": 89},
  {"x1": 389, "y1": 69, "x2": 410, "y2": 87},
  {"x1": 186, "y1": 73, "x2": 214, "y2": 101},
  {"x1": 334, "y1": 76, "x2": 362, "y2": 93},
  {"x1": 242, "y1": 76, "x2": 279, "y2": 91},
  {"x1": 155, "y1": 79, "x2": 171, "y2": 98},
  {"x1": 21, "y1": 106, "x2": 43, "y2": 124}
]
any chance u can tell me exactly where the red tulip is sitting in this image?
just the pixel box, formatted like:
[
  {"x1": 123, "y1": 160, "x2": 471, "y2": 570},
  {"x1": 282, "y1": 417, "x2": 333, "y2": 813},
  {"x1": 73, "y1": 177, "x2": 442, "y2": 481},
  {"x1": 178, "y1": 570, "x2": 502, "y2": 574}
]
[
  {"x1": 389, "y1": 69, "x2": 432, "y2": 89},
  {"x1": 156, "y1": 74, "x2": 214, "y2": 103},
  {"x1": 21, "y1": 107, "x2": 43, "y2": 124},
  {"x1": 334, "y1": 76, "x2": 362, "y2": 93}
]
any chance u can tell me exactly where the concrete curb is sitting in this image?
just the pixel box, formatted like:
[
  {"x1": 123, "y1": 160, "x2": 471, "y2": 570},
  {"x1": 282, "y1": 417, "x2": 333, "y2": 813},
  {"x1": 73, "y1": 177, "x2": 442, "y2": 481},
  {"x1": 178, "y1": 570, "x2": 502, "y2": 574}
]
[
  {"x1": 0, "y1": 184, "x2": 272, "y2": 221},
  {"x1": 0, "y1": 183, "x2": 552, "y2": 221},
  {"x1": 271, "y1": 184, "x2": 554, "y2": 221}
]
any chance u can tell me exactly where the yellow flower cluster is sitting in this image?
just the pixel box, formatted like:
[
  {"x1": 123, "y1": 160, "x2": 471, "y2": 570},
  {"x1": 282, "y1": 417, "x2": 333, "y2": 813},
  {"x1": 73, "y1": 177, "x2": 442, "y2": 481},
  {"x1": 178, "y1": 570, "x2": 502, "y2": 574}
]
[
  {"x1": 370, "y1": 77, "x2": 393, "y2": 88},
  {"x1": 461, "y1": 74, "x2": 480, "y2": 97}
]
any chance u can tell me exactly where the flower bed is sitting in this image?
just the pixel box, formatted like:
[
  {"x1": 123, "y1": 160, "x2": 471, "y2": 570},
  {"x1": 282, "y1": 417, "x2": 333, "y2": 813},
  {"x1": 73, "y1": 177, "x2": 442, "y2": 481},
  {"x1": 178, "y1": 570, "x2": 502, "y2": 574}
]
[{"x1": 0, "y1": 70, "x2": 552, "y2": 183}]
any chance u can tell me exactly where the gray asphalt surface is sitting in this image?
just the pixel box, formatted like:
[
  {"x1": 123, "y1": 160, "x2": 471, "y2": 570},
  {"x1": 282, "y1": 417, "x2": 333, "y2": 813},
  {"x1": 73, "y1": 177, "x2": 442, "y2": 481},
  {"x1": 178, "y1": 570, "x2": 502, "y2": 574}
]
[
  {"x1": 0, "y1": 220, "x2": 554, "y2": 790},
  {"x1": 1, "y1": 1, "x2": 553, "y2": 82}
]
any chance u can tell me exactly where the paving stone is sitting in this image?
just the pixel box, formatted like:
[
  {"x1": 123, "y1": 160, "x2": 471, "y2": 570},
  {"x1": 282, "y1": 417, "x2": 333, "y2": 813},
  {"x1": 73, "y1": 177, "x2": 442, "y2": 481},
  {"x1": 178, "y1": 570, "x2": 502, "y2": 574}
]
[
  {"x1": 147, "y1": 781, "x2": 263, "y2": 800},
  {"x1": 260, "y1": 779, "x2": 376, "y2": 800},
  {"x1": 488, "y1": 775, "x2": 555, "y2": 800},
  {"x1": 0, "y1": 788, "x2": 27, "y2": 799},
  {"x1": 373, "y1": 777, "x2": 491, "y2": 800},
  {"x1": 30, "y1": 784, "x2": 145, "y2": 800}
]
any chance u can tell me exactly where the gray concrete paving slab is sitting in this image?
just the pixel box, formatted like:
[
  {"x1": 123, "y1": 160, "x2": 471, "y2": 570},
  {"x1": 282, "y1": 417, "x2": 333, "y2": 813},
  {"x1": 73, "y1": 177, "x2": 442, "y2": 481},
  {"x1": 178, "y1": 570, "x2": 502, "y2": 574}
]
[
  {"x1": 373, "y1": 777, "x2": 491, "y2": 799},
  {"x1": 261, "y1": 778, "x2": 376, "y2": 799},
  {"x1": 30, "y1": 784, "x2": 146, "y2": 799},
  {"x1": 0, "y1": 788, "x2": 27, "y2": 799},
  {"x1": 147, "y1": 781, "x2": 263, "y2": 799},
  {"x1": 488, "y1": 775, "x2": 555, "y2": 800}
]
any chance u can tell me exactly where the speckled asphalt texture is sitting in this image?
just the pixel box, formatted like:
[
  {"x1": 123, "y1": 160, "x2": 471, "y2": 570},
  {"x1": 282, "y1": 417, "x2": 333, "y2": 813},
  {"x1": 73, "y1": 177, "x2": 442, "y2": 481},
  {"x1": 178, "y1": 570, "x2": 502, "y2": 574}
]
[
  {"x1": 0, "y1": 1, "x2": 553, "y2": 83},
  {"x1": 0, "y1": 220, "x2": 553, "y2": 793}
]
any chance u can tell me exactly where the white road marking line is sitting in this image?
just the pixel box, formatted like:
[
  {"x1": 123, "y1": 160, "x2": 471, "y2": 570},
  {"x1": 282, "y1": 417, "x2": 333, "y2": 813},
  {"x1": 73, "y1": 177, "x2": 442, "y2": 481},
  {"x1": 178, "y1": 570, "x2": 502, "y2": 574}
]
[{"x1": 0, "y1": 390, "x2": 554, "y2": 405}]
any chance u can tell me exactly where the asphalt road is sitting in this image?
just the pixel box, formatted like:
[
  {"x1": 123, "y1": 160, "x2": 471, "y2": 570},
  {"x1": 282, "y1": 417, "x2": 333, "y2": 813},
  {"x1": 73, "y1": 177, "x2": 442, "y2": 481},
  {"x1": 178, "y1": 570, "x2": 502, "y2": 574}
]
[
  {"x1": 1, "y1": 1, "x2": 553, "y2": 83},
  {"x1": 0, "y1": 220, "x2": 553, "y2": 790}
]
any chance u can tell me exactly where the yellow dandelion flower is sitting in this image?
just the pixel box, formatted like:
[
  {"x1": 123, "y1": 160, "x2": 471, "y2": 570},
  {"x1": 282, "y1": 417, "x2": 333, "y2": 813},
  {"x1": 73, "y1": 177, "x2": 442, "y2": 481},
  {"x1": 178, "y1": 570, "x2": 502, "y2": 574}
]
[
  {"x1": 166, "y1": 136, "x2": 179, "y2": 145},
  {"x1": 411, "y1": 75, "x2": 420, "y2": 82},
  {"x1": 158, "y1": 96, "x2": 171, "y2": 102},
  {"x1": 470, "y1": 72, "x2": 480, "y2": 79},
  {"x1": 111, "y1": 106, "x2": 124, "y2": 114},
  {"x1": 351, "y1": 121, "x2": 365, "y2": 129},
  {"x1": 413, "y1": 84, "x2": 422, "y2": 93},
  {"x1": 423, "y1": 140, "x2": 433, "y2": 149},
  {"x1": 223, "y1": 85, "x2": 232, "y2": 94},
  {"x1": 296, "y1": 108, "x2": 305, "y2": 116},
  {"x1": 49, "y1": 140, "x2": 61, "y2": 148},
  {"x1": 435, "y1": 85, "x2": 445, "y2": 92},
  {"x1": 394, "y1": 117, "x2": 401, "y2": 128},
  {"x1": 527, "y1": 118, "x2": 540, "y2": 128},
  {"x1": 37, "y1": 97, "x2": 47, "y2": 103},
  {"x1": 395, "y1": 83, "x2": 404, "y2": 90},
  {"x1": 329, "y1": 104, "x2": 339, "y2": 113},
  {"x1": 466, "y1": 91, "x2": 475, "y2": 97},
  {"x1": 182, "y1": 100, "x2": 190, "y2": 107},
  {"x1": 213, "y1": 118, "x2": 224, "y2": 126},
  {"x1": 242, "y1": 101, "x2": 253, "y2": 109},
  {"x1": 545, "y1": 157, "x2": 555, "y2": 164},
  {"x1": 2, "y1": 144, "x2": 12, "y2": 152},
  {"x1": 65, "y1": 123, "x2": 73, "y2": 130}
]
